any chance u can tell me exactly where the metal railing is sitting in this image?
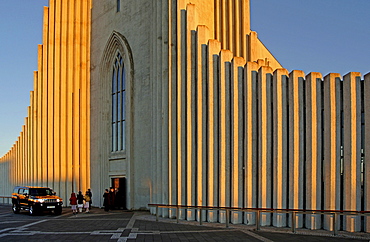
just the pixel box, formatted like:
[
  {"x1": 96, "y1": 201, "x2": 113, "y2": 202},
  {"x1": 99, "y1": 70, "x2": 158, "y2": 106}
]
[
  {"x1": 148, "y1": 204, "x2": 370, "y2": 236},
  {"x1": 0, "y1": 196, "x2": 12, "y2": 205}
]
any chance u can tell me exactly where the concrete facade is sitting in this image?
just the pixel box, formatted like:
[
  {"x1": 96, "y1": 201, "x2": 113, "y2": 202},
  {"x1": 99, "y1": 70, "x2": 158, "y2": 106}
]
[{"x1": 1, "y1": 0, "x2": 370, "y2": 234}]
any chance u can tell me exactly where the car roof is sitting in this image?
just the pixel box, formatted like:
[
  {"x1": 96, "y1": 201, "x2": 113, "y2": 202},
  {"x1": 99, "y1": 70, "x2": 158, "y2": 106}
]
[{"x1": 14, "y1": 186, "x2": 52, "y2": 189}]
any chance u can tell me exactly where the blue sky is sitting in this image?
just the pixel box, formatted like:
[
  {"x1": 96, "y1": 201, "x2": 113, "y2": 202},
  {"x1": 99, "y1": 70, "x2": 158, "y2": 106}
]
[{"x1": 0, "y1": 0, "x2": 369, "y2": 157}]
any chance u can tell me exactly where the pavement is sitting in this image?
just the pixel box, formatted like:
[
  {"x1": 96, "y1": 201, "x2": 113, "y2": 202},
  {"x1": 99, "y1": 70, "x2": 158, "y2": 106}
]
[{"x1": 0, "y1": 204, "x2": 369, "y2": 241}]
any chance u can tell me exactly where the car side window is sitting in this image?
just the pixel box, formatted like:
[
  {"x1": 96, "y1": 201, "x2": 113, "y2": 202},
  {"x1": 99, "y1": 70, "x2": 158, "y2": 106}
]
[
  {"x1": 19, "y1": 188, "x2": 24, "y2": 194},
  {"x1": 24, "y1": 189, "x2": 29, "y2": 195}
]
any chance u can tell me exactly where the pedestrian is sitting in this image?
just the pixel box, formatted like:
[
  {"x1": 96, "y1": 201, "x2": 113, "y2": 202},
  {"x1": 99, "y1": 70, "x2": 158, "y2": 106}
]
[
  {"x1": 87, "y1": 188, "x2": 92, "y2": 210},
  {"x1": 103, "y1": 189, "x2": 109, "y2": 211},
  {"x1": 69, "y1": 192, "x2": 77, "y2": 215},
  {"x1": 77, "y1": 191, "x2": 84, "y2": 213},
  {"x1": 84, "y1": 191, "x2": 90, "y2": 213},
  {"x1": 108, "y1": 187, "x2": 116, "y2": 210}
]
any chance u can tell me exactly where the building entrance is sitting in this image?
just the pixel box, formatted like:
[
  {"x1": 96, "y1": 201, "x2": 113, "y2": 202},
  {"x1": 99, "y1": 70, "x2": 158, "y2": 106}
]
[{"x1": 111, "y1": 177, "x2": 127, "y2": 209}]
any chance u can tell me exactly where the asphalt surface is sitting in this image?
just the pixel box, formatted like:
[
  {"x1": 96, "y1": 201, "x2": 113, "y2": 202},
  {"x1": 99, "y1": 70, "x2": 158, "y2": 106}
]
[{"x1": 0, "y1": 204, "x2": 369, "y2": 241}]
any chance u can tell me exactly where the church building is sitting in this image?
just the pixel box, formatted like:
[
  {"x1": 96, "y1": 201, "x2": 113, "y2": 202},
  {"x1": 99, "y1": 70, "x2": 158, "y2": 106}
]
[{"x1": 1, "y1": 0, "x2": 370, "y2": 233}]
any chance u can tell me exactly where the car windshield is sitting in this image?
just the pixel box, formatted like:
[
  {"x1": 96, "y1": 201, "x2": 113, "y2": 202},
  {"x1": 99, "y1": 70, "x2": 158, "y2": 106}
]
[{"x1": 29, "y1": 188, "x2": 53, "y2": 196}]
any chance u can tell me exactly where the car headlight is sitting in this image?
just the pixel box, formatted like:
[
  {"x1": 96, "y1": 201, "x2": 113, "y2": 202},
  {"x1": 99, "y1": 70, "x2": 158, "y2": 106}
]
[{"x1": 31, "y1": 199, "x2": 45, "y2": 203}]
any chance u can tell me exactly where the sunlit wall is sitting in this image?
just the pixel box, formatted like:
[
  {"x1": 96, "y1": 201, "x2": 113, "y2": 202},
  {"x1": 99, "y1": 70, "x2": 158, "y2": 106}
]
[{"x1": 0, "y1": 0, "x2": 91, "y2": 203}]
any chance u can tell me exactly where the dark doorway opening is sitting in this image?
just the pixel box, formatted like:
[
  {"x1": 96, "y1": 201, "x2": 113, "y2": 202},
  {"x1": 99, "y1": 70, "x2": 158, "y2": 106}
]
[{"x1": 111, "y1": 177, "x2": 127, "y2": 210}]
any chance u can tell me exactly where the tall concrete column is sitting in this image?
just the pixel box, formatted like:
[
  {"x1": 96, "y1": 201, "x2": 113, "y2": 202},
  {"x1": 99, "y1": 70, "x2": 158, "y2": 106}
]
[
  {"x1": 258, "y1": 66, "x2": 273, "y2": 226},
  {"x1": 244, "y1": 61, "x2": 259, "y2": 225},
  {"x1": 323, "y1": 73, "x2": 342, "y2": 231},
  {"x1": 231, "y1": 56, "x2": 246, "y2": 224},
  {"x1": 196, "y1": 25, "x2": 209, "y2": 222},
  {"x1": 272, "y1": 68, "x2": 289, "y2": 227},
  {"x1": 207, "y1": 39, "x2": 221, "y2": 223},
  {"x1": 288, "y1": 70, "x2": 305, "y2": 228},
  {"x1": 305, "y1": 72, "x2": 323, "y2": 229},
  {"x1": 219, "y1": 49, "x2": 233, "y2": 223},
  {"x1": 343, "y1": 72, "x2": 362, "y2": 232},
  {"x1": 185, "y1": 4, "x2": 197, "y2": 221},
  {"x1": 177, "y1": 6, "x2": 187, "y2": 220}
]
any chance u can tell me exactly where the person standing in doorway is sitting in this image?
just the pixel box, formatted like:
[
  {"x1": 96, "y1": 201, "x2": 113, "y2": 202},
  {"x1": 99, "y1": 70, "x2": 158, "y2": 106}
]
[{"x1": 108, "y1": 187, "x2": 116, "y2": 210}]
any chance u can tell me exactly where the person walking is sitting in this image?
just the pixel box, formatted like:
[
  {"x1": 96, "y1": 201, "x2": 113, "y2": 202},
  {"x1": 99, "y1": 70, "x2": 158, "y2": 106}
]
[
  {"x1": 77, "y1": 191, "x2": 84, "y2": 213},
  {"x1": 103, "y1": 189, "x2": 109, "y2": 211},
  {"x1": 84, "y1": 191, "x2": 91, "y2": 213},
  {"x1": 69, "y1": 192, "x2": 77, "y2": 215}
]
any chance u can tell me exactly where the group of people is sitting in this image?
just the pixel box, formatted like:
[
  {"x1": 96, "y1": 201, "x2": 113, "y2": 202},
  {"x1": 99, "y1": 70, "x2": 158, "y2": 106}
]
[
  {"x1": 69, "y1": 189, "x2": 92, "y2": 214},
  {"x1": 103, "y1": 187, "x2": 125, "y2": 211}
]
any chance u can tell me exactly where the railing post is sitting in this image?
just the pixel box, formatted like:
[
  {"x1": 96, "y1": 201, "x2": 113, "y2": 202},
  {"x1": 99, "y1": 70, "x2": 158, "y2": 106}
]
[
  {"x1": 291, "y1": 212, "x2": 296, "y2": 233},
  {"x1": 176, "y1": 206, "x2": 179, "y2": 223},
  {"x1": 333, "y1": 213, "x2": 338, "y2": 236},
  {"x1": 156, "y1": 206, "x2": 159, "y2": 221},
  {"x1": 226, "y1": 209, "x2": 229, "y2": 228},
  {"x1": 199, "y1": 208, "x2": 202, "y2": 225},
  {"x1": 256, "y1": 210, "x2": 260, "y2": 231}
]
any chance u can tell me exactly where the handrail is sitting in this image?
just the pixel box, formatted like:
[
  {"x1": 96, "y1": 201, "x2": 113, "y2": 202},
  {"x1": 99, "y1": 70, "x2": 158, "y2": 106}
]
[
  {"x1": 148, "y1": 203, "x2": 370, "y2": 235},
  {"x1": 0, "y1": 196, "x2": 12, "y2": 205}
]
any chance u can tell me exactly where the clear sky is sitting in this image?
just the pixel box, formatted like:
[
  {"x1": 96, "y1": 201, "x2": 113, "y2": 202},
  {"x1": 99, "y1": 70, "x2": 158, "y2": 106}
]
[{"x1": 0, "y1": 0, "x2": 369, "y2": 157}]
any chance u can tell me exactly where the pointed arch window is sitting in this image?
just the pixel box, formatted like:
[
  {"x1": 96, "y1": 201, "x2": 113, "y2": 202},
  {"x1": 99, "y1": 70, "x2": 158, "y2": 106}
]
[{"x1": 112, "y1": 53, "x2": 126, "y2": 152}]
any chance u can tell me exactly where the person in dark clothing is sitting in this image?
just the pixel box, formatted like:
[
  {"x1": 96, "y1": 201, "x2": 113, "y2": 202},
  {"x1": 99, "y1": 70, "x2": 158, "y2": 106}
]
[
  {"x1": 103, "y1": 189, "x2": 109, "y2": 211},
  {"x1": 77, "y1": 191, "x2": 84, "y2": 213},
  {"x1": 87, "y1": 188, "x2": 92, "y2": 209},
  {"x1": 108, "y1": 187, "x2": 116, "y2": 210},
  {"x1": 115, "y1": 187, "x2": 125, "y2": 209}
]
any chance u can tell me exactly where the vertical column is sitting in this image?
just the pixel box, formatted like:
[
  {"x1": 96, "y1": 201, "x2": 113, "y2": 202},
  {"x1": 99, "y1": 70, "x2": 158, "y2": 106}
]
[
  {"x1": 241, "y1": 0, "x2": 250, "y2": 60},
  {"x1": 207, "y1": 39, "x2": 221, "y2": 222},
  {"x1": 177, "y1": 7, "x2": 187, "y2": 220},
  {"x1": 66, "y1": 0, "x2": 74, "y2": 194},
  {"x1": 343, "y1": 72, "x2": 362, "y2": 232},
  {"x1": 258, "y1": 66, "x2": 273, "y2": 226},
  {"x1": 80, "y1": 0, "x2": 90, "y2": 195},
  {"x1": 168, "y1": 0, "x2": 177, "y2": 219},
  {"x1": 305, "y1": 72, "x2": 323, "y2": 229},
  {"x1": 248, "y1": 31, "x2": 258, "y2": 63},
  {"x1": 323, "y1": 73, "x2": 342, "y2": 231},
  {"x1": 73, "y1": 0, "x2": 81, "y2": 191},
  {"x1": 288, "y1": 70, "x2": 305, "y2": 228},
  {"x1": 53, "y1": 0, "x2": 62, "y2": 191},
  {"x1": 196, "y1": 25, "x2": 209, "y2": 221},
  {"x1": 185, "y1": 4, "x2": 197, "y2": 221},
  {"x1": 364, "y1": 73, "x2": 370, "y2": 232},
  {"x1": 231, "y1": 56, "x2": 246, "y2": 224},
  {"x1": 47, "y1": 1, "x2": 55, "y2": 187},
  {"x1": 272, "y1": 68, "x2": 289, "y2": 227},
  {"x1": 219, "y1": 49, "x2": 233, "y2": 223},
  {"x1": 29, "y1": 92, "x2": 34, "y2": 184},
  {"x1": 244, "y1": 61, "x2": 259, "y2": 225},
  {"x1": 59, "y1": 0, "x2": 68, "y2": 199}
]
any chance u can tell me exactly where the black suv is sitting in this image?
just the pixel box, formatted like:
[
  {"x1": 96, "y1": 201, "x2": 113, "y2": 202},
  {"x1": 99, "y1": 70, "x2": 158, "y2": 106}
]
[{"x1": 12, "y1": 186, "x2": 63, "y2": 215}]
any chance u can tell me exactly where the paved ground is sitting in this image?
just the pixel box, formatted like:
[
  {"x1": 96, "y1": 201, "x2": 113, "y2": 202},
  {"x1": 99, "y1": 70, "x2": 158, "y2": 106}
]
[{"x1": 0, "y1": 204, "x2": 369, "y2": 241}]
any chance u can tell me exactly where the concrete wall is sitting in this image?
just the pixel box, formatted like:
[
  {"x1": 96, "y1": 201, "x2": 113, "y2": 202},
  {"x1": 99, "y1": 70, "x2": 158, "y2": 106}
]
[{"x1": 0, "y1": 0, "x2": 92, "y2": 203}]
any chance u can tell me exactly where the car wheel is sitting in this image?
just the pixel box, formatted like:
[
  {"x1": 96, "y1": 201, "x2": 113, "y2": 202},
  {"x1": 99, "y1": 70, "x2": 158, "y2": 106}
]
[
  {"x1": 12, "y1": 203, "x2": 20, "y2": 214},
  {"x1": 54, "y1": 207, "x2": 62, "y2": 215},
  {"x1": 29, "y1": 205, "x2": 36, "y2": 216}
]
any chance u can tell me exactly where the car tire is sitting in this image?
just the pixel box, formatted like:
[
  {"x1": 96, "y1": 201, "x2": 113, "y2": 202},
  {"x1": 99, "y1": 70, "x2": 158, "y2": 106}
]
[
  {"x1": 12, "y1": 203, "x2": 20, "y2": 214},
  {"x1": 29, "y1": 205, "x2": 36, "y2": 216},
  {"x1": 54, "y1": 207, "x2": 62, "y2": 215}
]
